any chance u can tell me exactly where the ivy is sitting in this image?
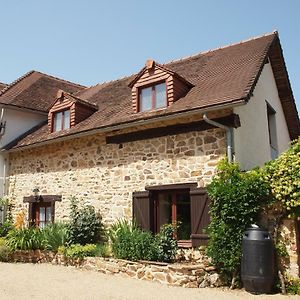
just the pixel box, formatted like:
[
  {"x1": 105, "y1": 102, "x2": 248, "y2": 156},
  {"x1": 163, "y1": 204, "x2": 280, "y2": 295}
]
[
  {"x1": 206, "y1": 159, "x2": 270, "y2": 285},
  {"x1": 265, "y1": 137, "x2": 300, "y2": 218}
]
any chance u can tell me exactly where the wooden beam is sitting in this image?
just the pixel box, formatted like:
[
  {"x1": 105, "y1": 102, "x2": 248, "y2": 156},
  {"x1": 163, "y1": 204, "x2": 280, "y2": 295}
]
[
  {"x1": 23, "y1": 195, "x2": 62, "y2": 203},
  {"x1": 106, "y1": 114, "x2": 240, "y2": 144}
]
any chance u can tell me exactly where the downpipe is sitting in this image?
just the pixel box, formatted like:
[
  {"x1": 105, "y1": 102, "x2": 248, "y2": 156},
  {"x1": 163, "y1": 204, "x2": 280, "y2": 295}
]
[{"x1": 203, "y1": 113, "x2": 233, "y2": 163}]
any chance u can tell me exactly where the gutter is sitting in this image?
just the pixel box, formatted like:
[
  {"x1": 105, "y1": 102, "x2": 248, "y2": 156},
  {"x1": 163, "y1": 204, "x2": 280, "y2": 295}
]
[
  {"x1": 203, "y1": 113, "x2": 233, "y2": 163},
  {"x1": 4, "y1": 99, "x2": 246, "y2": 153}
]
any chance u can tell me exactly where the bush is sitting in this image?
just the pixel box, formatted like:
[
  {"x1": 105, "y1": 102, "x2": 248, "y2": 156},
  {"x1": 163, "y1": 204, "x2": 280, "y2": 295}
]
[
  {"x1": 62, "y1": 244, "x2": 97, "y2": 259},
  {"x1": 6, "y1": 227, "x2": 45, "y2": 251},
  {"x1": 109, "y1": 220, "x2": 156, "y2": 261},
  {"x1": 0, "y1": 238, "x2": 11, "y2": 262},
  {"x1": 42, "y1": 223, "x2": 68, "y2": 251},
  {"x1": 0, "y1": 221, "x2": 14, "y2": 238},
  {"x1": 0, "y1": 197, "x2": 14, "y2": 237},
  {"x1": 286, "y1": 275, "x2": 300, "y2": 295},
  {"x1": 67, "y1": 197, "x2": 105, "y2": 245},
  {"x1": 156, "y1": 224, "x2": 177, "y2": 262},
  {"x1": 95, "y1": 243, "x2": 110, "y2": 258},
  {"x1": 206, "y1": 159, "x2": 270, "y2": 283},
  {"x1": 109, "y1": 220, "x2": 177, "y2": 262}
]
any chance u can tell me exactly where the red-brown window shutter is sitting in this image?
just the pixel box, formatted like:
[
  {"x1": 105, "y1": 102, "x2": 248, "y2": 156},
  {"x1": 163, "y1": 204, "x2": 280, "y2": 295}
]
[
  {"x1": 132, "y1": 191, "x2": 153, "y2": 232},
  {"x1": 190, "y1": 188, "x2": 210, "y2": 247}
]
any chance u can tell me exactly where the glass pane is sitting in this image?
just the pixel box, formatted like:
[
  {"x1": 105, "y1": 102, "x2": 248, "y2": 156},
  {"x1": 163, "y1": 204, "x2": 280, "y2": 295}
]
[
  {"x1": 54, "y1": 112, "x2": 63, "y2": 132},
  {"x1": 176, "y1": 193, "x2": 191, "y2": 240},
  {"x1": 155, "y1": 83, "x2": 166, "y2": 108},
  {"x1": 46, "y1": 207, "x2": 52, "y2": 223},
  {"x1": 139, "y1": 87, "x2": 152, "y2": 112},
  {"x1": 158, "y1": 193, "x2": 172, "y2": 231},
  {"x1": 39, "y1": 207, "x2": 45, "y2": 229},
  {"x1": 63, "y1": 110, "x2": 70, "y2": 130}
]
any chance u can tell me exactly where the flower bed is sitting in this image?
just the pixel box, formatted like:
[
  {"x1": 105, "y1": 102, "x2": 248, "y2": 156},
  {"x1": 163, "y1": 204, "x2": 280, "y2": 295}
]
[{"x1": 9, "y1": 250, "x2": 223, "y2": 288}]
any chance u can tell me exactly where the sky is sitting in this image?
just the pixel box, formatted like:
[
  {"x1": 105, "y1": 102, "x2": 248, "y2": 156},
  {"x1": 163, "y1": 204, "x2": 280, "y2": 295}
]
[{"x1": 0, "y1": 0, "x2": 299, "y2": 112}]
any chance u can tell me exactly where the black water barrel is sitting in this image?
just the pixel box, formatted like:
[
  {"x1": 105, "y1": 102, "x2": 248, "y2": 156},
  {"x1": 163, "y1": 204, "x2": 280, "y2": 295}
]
[{"x1": 241, "y1": 227, "x2": 275, "y2": 294}]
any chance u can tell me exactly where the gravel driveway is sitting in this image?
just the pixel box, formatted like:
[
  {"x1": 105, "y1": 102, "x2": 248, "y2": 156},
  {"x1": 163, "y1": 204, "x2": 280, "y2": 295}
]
[{"x1": 0, "y1": 263, "x2": 298, "y2": 300}]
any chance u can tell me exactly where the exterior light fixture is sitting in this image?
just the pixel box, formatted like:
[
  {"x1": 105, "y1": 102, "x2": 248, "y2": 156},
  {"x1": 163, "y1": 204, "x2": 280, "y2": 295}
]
[{"x1": 32, "y1": 188, "x2": 40, "y2": 201}]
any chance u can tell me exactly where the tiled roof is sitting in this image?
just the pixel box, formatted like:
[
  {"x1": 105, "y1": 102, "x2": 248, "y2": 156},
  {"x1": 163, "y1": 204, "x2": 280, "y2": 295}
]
[
  {"x1": 5, "y1": 32, "x2": 300, "y2": 149},
  {"x1": 0, "y1": 82, "x2": 7, "y2": 91},
  {"x1": 0, "y1": 71, "x2": 85, "y2": 112}
]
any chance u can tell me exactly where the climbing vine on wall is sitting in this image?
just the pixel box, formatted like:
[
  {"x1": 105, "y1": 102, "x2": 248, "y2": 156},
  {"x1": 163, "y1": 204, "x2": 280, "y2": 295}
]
[{"x1": 265, "y1": 137, "x2": 300, "y2": 219}]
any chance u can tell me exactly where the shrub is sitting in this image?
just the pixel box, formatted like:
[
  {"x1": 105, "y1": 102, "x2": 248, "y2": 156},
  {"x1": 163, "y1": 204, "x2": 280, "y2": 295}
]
[
  {"x1": 0, "y1": 237, "x2": 11, "y2": 262},
  {"x1": 0, "y1": 197, "x2": 14, "y2": 237},
  {"x1": 67, "y1": 197, "x2": 105, "y2": 245},
  {"x1": 206, "y1": 159, "x2": 270, "y2": 284},
  {"x1": 109, "y1": 220, "x2": 177, "y2": 262},
  {"x1": 64, "y1": 244, "x2": 97, "y2": 259},
  {"x1": 95, "y1": 243, "x2": 110, "y2": 258},
  {"x1": 285, "y1": 275, "x2": 300, "y2": 295},
  {"x1": 6, "y1": 227, "x2": 45, "y2": 251},
  {"x1": 42, "y1": 223, "x2": 68, "y2": 251},
  {"x1": 156, "y1": 224, "x2": 177, "y2": 262},
  {"x1": 109, "y1": 220, "x2": 157, "y2": 261},
  {"x1": 0, "y1": 221, "x2": 14, "y2": 238}
]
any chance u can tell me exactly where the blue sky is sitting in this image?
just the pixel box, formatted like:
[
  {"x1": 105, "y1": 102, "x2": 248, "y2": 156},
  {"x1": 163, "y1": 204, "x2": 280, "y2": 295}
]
[{"x1": 0, "y1": 1, "x2": 299, "y2": 112}]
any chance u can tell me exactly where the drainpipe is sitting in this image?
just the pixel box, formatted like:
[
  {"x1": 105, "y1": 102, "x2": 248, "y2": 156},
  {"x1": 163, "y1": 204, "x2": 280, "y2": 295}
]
[
  {"x1": 0, "y1": 107, "x2": 6, "y2": 198},
  {"x1": 0, "y1": 108, "x2": 6, "y2": 138},
  {"x1": 203, "y1": 113, "x2": 233, "y2": 163}
]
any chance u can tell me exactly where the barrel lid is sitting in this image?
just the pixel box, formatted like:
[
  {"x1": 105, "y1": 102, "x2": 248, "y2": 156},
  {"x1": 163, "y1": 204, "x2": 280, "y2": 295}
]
[{"x1": 244, "y1": 227, "x2": 271, "y2": 240}]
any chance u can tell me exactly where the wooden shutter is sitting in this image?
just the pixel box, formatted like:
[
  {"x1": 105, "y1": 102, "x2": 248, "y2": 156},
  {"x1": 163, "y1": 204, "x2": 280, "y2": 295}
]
[
  {"x1": 132, "y1": 191, "x2": 153, "y2": 232},
  {"x1": 51, "y1": 201, "x2": 55, "y2": 223},
  {"x1": 190, "y1": 188, "x2": 210, "y2": 247},
  {"x1": 28, "y1": 203, "x2": 34, "y2": 227}
]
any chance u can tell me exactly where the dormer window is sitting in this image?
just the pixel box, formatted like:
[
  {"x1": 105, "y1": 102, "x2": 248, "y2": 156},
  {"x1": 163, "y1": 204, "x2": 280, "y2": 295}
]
[
  {"x1": 53, "y1": 109, "x2": 70, "y2": 132},
  {"x1": 48, "y1": 90, "x2": 98, "y2": 133},
  {"x1": 139, "y1": 82, "x2": 167, "y2": 112},
  {"x1": 129, "y1": 59, "x2": 193, "y2": 113}
]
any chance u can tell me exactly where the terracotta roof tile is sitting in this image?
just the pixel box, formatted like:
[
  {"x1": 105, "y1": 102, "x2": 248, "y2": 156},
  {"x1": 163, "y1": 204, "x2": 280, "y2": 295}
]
[
  {"x1": 0, "y1": 71, "x2": 85, "y2": 112},
  {"x1": 5, "y1": 32, "x2": 300, "y2": 149},
  {"x1": 0, "y1": 82, "x2": 7, "y2": 91}
]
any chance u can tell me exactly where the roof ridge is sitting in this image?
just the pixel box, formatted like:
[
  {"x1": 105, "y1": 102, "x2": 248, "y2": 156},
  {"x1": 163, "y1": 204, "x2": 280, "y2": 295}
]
[
  {"x1": 84, "y1": 73, "x2": 134, "y2": 91},
  {"x1": 82, "y1": 31, "x2": 278, "y2": 92},
  {"x1": 35, "y1": 70, "x2": 86, "y2": 89},
  {"x1": 0, "y1": 70, "x2": 35, "y2": 97},
  {"x1": 164, "y1": 31, "x2": 278, "y2": 65}
]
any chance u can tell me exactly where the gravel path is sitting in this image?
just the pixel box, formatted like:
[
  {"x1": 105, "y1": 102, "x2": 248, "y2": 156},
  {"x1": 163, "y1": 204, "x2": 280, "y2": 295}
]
[{"x1": 0, "y1": 263, "x2": 298, "y2": 300}]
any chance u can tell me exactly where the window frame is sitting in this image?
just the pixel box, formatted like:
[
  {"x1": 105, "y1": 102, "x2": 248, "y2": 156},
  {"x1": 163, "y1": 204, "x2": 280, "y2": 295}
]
[
  {"x1": 266, "y1": 101, "x2": 278, "y2": 159},
  {"x1": 34, "y1": 202, "x2": 53, "y2": 228},
  {"x1": 52, "y1": 109, "x2": 71, "y2": 132},
  {"x1": 138, "y1": 81, "x2": 167, "y2": 112},
  {"x1": 154, "y1": 189, "x2": 191, "y2": 243}
]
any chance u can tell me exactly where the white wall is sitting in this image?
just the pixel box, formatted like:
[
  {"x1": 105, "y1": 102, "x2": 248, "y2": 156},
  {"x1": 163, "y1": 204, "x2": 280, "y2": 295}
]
[
  {"x1": 234, "y1": 62, "x2": 291, "y2": 170},
  {"x1": 0, "y1": 107, "x2": 47, "y2": 197}
]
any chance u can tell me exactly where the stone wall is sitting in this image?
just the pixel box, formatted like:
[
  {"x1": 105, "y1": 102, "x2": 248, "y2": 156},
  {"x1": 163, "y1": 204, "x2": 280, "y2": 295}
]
[
  {"x1": 10, "y1": 250, "x2": 223, "y2": 288},
  {"x1": 8, "y1": 127, "x2": 226, "y2": 225}
]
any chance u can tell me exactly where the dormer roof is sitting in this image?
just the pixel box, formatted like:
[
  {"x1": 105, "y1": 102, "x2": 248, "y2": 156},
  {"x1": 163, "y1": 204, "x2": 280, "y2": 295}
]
[{"x1": 128, "y1": 59, "x2": 194, "y2": 89}]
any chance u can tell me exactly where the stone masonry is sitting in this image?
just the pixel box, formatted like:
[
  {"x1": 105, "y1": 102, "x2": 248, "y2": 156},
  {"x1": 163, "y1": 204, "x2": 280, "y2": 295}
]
[{"x1": 8, "y1": 127, "x2": 226, "y2": 225}]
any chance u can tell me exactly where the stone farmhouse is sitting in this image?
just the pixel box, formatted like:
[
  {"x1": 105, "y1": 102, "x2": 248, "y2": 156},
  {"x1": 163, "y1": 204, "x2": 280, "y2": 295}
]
[{"x1": 0, "y1": 31, "x2": 299, "y2": 253}]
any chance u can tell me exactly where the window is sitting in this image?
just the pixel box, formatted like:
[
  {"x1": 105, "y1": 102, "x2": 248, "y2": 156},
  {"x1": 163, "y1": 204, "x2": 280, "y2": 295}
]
[
  {"x1": 24, "y1": 195, "x2": 61, "y2": 228},
  {"x1": 133, "y1": 184, "x2": 210, "y2": 247},
  {"x1": 139, "y1": 82, "x2": 167, "y2": 112},
  {"x1": 155, "y1": 190, "x2": 191, "y2": 240},
  {"x1": 33, "y1": 202, "x2": 53, "y2": 229},
  {"x1": 267, "y1": 103, "x2": 278, "y2": 159},
  {"x1": 53, "y1": 109, "x2": 70, "y2": 132}
]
